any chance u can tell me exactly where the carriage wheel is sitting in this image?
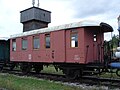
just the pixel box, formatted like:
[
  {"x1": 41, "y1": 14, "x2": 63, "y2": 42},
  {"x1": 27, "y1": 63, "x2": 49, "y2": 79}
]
[
  {"x1": 20, "y1": 63, "x2": 31, "y2": 74},
  {"x1": 64, "y1": 69, "x2": 81, "y2": 79},
  {"x1": 116, "y1": 69, "x2": 120, "y2": 77},
  {"x1": 33, "y1": 64, "x2": 43, "y2": 74}
]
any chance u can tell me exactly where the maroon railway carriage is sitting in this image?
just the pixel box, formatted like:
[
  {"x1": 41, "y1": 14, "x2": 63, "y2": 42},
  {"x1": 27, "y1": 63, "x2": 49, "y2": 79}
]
[{"x1": 10, "y1": 20, "x2": 113, "y2": 78}]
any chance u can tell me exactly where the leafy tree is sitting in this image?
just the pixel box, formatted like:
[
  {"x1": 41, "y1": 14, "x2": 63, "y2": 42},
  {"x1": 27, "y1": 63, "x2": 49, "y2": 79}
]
[{"x1": 111, "y1": 34, "x2": 119, "y2": 48}]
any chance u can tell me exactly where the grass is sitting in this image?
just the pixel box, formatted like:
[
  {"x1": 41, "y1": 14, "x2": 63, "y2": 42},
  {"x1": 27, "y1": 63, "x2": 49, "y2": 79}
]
[
  {"x1": 0, "y1": 73, "x2": 81, "y2": 90},
  {"x1": 15, "y1": 65, "x2": 63, "y2": 75},
  {"x1": 41, "y1": 66, "x2": 120, "y2": 79},
  {"x1": 1, "y1": 65, "x2": 119, "y2": 90},
  {"x1": 41, "y1": 65, "x2": 63, "y2": 75},
  {"x1": 0, "y1": 67, "x2": 118, "y2": 90},
  {"x1": 98, "y1": 69, "x2": 119, "y2": 78}
]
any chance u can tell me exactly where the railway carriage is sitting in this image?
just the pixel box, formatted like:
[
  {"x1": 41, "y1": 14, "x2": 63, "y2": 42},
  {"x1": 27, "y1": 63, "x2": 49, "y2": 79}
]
[
  {"x1": 0, "y1": 38, "x2": 11, "y2": 70},
  {"x1": 10, "y1": 20, "x2": 113, "y2": 78},
  {"x1": 0, "y1": 38, "x2": 10, "y2": 62}
]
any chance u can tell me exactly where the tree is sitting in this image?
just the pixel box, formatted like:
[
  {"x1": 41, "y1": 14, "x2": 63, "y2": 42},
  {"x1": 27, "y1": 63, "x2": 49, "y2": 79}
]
[{"x1": 111, "y1": 34, "x2": 119, "y2": 48}]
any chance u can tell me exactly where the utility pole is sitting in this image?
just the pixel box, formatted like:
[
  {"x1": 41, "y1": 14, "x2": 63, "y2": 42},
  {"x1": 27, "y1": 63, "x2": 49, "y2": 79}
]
[{"x1": 118, "y1": 16, "x2": 120, "y2": 46}]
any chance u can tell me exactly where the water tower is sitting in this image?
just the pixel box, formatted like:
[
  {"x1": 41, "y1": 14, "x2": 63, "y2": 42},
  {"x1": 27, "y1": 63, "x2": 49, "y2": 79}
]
[{"x1": 20, "y1": 0, "x2": 51, "y2": 32}]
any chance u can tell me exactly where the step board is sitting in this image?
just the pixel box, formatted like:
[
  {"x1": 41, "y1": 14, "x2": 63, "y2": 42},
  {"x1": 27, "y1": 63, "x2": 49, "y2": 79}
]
[
  {"x1": 83, "y1": 70, "x2": 99, "y2": 73},
  {"x1": 3, "y1": 67, "x2": 11, "y2": 70},
  {"x1": 82, "y1": 75, "x2": 99, "y2": 79},
  {"x1": 85, "y1": 65, "x2": 104, "y2": 68},
  {"x1": 0, "y1": 63, "x2": 4, "y2": 65}
]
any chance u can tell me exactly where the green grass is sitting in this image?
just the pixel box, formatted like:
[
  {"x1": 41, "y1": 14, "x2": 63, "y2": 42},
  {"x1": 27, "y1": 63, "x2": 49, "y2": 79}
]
[
  {"x1": 0, "y1": 73, "x2": 81, "y2": 90},
  {"x1": 97, "y1": 69, "x2": 120, "y2": 79},
  {"x1": 41, "y1": 66, "x2": 63, "y2": 75},
  {"x1": 15, "y1": 65, "x2": 63, "y2": 75}
]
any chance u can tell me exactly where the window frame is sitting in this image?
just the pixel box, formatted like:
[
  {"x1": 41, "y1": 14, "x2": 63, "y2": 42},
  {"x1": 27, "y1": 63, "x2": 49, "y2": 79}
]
[
  {"x1": 45, "y1": 34, "x2": 51, "y2": 49},
  {"x1": 93, "y1": 34, "x2": 97, "y2": 42},
  {"x1": 33, "y1": 35, "x2": 40, "y2": 50},
  {"x1": 22, "y1": 37, "x2": 28, "y2": 50},
  {"x1": 12, "y1": 39, "x2": 16, "y2": 51},
  {"x1": 70, "y1": 30, "x2": 78, "y2": 48}
]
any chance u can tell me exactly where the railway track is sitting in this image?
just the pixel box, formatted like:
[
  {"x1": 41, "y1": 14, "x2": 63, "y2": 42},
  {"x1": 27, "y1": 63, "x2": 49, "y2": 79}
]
[
  {"x1": 1, "y1": 68, "x2": 120, "y2": 89},
  {"x1": 81, "y1": 76, "x2": 120, "y2": 88}
]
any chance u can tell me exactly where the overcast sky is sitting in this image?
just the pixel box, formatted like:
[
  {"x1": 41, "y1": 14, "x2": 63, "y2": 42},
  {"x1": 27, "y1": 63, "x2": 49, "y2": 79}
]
[{"x1": 0, "y1": 0, "x2": 120, "y2": 40}]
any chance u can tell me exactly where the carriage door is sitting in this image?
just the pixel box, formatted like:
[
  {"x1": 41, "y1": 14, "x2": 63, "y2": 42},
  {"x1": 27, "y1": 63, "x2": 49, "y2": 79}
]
[{"x1": 0, "y1": 41, "x2": 5, "y2": 60}]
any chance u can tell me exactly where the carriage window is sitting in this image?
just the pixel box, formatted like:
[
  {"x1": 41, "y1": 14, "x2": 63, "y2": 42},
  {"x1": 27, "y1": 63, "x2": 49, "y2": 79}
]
[
  {"x1": 22, "y1": 38, "x2": 28, "y2": 50},
  {"x1": 94, "y1": 34, "x2": 97, "y2": 42},
  {"x1": 12, "y1": 39, "x2": 16, "y2": 51},
  {"x1": 71, "y1": 33, "x2": 78, "y2": 47},
  {"x1": 33, "y1": 36, "x2": 40, "y2": 49},
  {"x1": 45, "y1": 34, "x2": 50, "y2": 48}
]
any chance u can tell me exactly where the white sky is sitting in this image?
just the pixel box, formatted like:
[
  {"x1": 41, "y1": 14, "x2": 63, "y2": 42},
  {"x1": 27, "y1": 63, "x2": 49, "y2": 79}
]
[{"x1": 0, "y1": 0, "x2": 120, "y2": 40}]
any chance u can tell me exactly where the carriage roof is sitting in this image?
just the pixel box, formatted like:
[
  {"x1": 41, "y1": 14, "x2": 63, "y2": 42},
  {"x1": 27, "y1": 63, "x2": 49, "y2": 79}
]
[
  {"x1": 10, "y1": 20, "x2": 113, "y2": 39},
  {"x1": 0, "y1": 37, "x2": 9, "y2": 41}
]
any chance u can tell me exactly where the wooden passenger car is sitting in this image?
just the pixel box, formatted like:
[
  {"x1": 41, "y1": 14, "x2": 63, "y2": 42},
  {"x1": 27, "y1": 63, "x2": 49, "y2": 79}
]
[
  {"x1": 10, "y1": 20, "x2": 113, "y2": 77},
  {"x1": 10, "y1": 20, "x2": 112, "y2": 63}
]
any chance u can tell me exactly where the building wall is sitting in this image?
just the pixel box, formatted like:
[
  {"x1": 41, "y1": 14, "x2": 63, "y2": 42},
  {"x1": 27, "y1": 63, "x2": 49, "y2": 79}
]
[{"x1": 23, "y1": 20, "x2": 48, "y2": 32}]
